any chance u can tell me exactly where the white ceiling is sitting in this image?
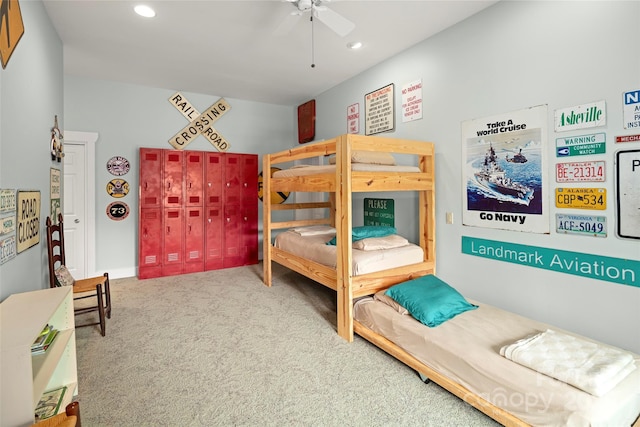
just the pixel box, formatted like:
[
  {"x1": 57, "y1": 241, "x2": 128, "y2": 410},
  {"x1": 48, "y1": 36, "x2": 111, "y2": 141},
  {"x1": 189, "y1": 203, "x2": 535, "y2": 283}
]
[{"x1": 43, "y1": 0, "x2": 498, "y2": 106}]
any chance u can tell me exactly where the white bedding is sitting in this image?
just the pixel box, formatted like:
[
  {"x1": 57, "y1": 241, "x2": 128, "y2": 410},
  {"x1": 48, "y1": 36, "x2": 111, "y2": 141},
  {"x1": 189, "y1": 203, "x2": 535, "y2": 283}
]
[
  {"x1": 272, "y1": 163, "x2": 421, "y2": 177},
  {"x1": 273, "y1": 231, "x2": 424, "y2": 275},
  {"x1": 354, "y1": 297, "x2": 640, "y2": 427},
  {"x1": 500, "y1": 329, "x2": 636, "y2": 397}
]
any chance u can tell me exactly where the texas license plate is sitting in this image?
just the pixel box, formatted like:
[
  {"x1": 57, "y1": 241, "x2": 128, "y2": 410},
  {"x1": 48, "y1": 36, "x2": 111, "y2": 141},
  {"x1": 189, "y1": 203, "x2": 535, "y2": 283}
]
[
  {"x1": 556, "y1": 214, "x2": 607, "y2": 237},
  {"x1": 556, "y1": 161, "x2": 605, "y2": 182},
  {"x1": 555, "y1": 187, "x2": 606, "y2": 210}
]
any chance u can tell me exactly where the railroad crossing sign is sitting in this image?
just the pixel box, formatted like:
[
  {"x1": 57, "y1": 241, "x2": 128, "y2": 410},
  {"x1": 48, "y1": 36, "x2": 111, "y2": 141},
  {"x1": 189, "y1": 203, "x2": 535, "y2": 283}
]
[{"x1": 168, "y1": 92, "x2": 231, "y2": 151}]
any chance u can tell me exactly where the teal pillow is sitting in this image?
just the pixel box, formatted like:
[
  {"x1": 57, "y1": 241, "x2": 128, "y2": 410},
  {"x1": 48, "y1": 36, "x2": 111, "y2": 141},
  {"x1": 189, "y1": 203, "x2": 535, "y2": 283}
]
[
  {"x1": 385, "y1": 275, "x2": 477, "y2": 327},
  {"x1": 326, "y1": 226, "x2": 397, "y2": 246}
]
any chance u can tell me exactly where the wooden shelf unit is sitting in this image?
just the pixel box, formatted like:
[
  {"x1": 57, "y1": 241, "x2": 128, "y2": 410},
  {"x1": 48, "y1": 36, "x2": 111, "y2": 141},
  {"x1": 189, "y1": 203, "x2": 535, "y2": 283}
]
[{"x1": 1, "y1": 286, "x2": 78, "y2": 427}]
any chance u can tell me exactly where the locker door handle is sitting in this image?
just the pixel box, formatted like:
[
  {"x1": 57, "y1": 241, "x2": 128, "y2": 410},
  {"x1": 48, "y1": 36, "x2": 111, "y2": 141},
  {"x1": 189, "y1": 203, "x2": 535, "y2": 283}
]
[
  {"x1": 244, "y1": 216, "x2": 247, "y2": 221},
  {"x1": 167, "y1": 182, "x2": 171, "y2": 190},
  {"x1": 226, "y1": 183, "x2": 230, "y2": 188},
  {"x1": 226, "y1": 217, "x2": 230, "y2": 222},
  {"x1": 144, "y1": 182, "x2": 148, "y2": 190},
  {"x1": 244, "y1": 182, "x2": 247, "y2": 188},
  {"x1": 167, "y1": 226, "x2": 170, "y2": 234}
]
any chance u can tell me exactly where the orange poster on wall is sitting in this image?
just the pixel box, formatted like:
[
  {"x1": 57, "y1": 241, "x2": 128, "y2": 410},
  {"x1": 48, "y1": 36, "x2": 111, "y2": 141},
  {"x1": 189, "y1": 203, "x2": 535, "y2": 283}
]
[{"x1": 0, "y1": 0, "x2": 25, "y2": 69}]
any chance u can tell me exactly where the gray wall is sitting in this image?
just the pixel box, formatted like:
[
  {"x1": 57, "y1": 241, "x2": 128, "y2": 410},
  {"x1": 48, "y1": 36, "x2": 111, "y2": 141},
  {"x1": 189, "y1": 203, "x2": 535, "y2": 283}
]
[
  {"x1": 314, "y1": 1, "x2": 640, "y2": 352},
  {"x1": 0, "y1": 1, "x2": 63, "y2": 299}
]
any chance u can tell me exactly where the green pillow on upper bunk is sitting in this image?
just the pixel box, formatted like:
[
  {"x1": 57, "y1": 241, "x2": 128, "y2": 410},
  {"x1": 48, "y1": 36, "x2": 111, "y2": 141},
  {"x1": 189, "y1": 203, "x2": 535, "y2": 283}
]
[
  {"x1": 385, "y1": 275, "x2": 478, "y2": 327},
  {"x1": 325, "y1": 225, "x2": 397, "y2": 246}
]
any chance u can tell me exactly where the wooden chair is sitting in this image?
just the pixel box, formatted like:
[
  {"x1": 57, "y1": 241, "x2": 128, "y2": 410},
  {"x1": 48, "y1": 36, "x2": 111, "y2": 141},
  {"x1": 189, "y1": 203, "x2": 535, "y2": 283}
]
[{"x1": 46, "y1": 214, "x2": 111, "y2": 336}]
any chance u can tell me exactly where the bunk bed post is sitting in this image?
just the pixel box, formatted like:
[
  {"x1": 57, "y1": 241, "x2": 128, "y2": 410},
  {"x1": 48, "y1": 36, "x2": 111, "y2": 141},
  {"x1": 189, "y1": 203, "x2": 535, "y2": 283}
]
[
  {"x1": 419, "y1": 150, "x2": 436, "y2": 267},
  {"x1": 335, "y1": 134, "x2": 354, "y2": 342},
  {"x1": 262, "y1": 154, "x2": 273, "y2": 286}
]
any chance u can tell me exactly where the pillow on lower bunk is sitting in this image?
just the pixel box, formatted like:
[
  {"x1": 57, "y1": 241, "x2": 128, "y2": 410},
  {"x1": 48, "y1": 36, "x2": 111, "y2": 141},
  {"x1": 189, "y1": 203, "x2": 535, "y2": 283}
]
[
  {"x1": 326, "y1": 226, "x2": 397, "y2": 246},
  {"x1": 328, "y1": 151, "x2": 396, "y2": 165},
  {"x1": 385, "y1": 275, "x2": 478, "y2": 327},
  {"x1": 353, "y1": 234, "x2": 409, "y2": 250},
  {"x1": 374, "y1": 291, "x2": 409, "y2": 315}
]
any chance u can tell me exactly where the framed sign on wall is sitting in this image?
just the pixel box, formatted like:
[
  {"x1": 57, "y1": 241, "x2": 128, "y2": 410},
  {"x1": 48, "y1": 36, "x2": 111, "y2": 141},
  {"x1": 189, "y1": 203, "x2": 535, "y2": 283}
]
[{"x1": 297, "y1": 99, "x2": 315, "y2": 143}]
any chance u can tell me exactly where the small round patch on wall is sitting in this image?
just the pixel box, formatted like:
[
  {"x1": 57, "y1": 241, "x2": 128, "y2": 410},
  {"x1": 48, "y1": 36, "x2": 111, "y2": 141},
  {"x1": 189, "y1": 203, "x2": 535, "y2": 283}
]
[
  {"x1": 106, "y1": 156, "x2": 130, "y2": 176},
  {"x1": 106, "y1": 179, "x2": 130, "y2": 198},
  {"x1": 106, "y1": 201, "x2": 130, "y2": 221}
]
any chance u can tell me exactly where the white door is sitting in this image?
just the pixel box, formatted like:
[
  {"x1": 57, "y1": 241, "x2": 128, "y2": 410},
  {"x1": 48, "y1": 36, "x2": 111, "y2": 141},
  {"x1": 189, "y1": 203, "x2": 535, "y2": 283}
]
[
  {"x1": 62, "y1": 131, "x2": 98, "y2": 278},
  {"x1": 63, "y1": 143, "x2": 87, "y2": 279}
]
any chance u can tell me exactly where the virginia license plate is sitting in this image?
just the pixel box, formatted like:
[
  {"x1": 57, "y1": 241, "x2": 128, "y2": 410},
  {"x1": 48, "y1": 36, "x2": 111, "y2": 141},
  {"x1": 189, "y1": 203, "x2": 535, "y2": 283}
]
[
  {"x1": 555, "y1": 187, "x2": 606, "y2": 210},
  {"x1": 556, "y1": 214, "x2": 607, "y2": 237},
  {"x1": 556, "y1": 161, "x2": 605, "y2": 182}
]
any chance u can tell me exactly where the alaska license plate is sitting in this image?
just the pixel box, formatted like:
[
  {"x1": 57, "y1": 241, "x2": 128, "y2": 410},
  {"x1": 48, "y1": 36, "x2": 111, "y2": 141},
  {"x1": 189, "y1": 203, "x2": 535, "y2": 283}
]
[
  {"x1": 555, "y1": 187, "x2": 606, "y2": 210},
  {"x1": 556, "y1": 214, "x2": 607, "y2": 237},
  {"x1": 556, "y1": 161, "x2": 605, "y2": 182}
]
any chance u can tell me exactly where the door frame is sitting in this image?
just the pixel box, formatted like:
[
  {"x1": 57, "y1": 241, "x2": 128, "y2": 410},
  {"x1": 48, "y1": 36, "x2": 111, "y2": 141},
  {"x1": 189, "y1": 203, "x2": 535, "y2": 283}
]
[{"x1": 63, "y1": 131, "x2": 98, "y2": 276}]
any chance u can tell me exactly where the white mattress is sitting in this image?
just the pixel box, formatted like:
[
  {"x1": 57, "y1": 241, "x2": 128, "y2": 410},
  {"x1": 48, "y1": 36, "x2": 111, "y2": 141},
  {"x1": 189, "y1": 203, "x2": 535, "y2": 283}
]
[
  {"x1": 354, "y1": 297, "x2": 640, "y2": 427},
  {"x1": 273, "y1": 231, "x2": 424, "y2": 275},
  {"x1": 272, "y1": 163, "x2": 421, "y2": 177}
]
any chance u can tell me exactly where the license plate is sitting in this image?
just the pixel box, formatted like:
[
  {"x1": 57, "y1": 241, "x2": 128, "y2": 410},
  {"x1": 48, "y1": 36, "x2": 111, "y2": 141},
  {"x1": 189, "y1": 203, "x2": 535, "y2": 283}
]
[
  {"x1": 556, "y1": 161, "x2": 605, "y2": 182},
  {"x1": 555, "y1": 187, "x2": 606, "y2": 210},
  {"x1": 0, "y1": 235, "x2": 16, "y2": 265},
  {"x1": 0, "y1": 189, "x2": 16, "y2": 213},
  {"x1": 556, "y1": 214, "x2": 607, "y2": 237}
]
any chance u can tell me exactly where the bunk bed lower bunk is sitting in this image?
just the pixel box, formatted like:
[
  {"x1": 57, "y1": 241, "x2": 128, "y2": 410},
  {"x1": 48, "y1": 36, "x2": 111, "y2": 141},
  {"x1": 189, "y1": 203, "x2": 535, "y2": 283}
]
[{"x1": 261, "y1": 134, "x2": 436, "y2": 342}]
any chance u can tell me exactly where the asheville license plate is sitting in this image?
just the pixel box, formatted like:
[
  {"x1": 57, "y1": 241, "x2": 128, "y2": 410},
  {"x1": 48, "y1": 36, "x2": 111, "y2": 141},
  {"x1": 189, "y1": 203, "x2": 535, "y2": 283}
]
[
  {"x1": 556, "y1": 214, "x2": 607, "y2": 237},
  {"x1": 555, "y1": 188, "x2": 606, "y2": 210},
  {"x1": 556, "y1": 161, "x2": 605, "y2": 182}
]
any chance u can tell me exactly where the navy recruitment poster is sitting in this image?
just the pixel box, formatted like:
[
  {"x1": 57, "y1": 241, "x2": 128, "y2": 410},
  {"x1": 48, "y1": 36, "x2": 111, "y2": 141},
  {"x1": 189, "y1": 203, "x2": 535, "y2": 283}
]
[{"x1": 462, "y1": 105, "x2": 549, "y2": 233}]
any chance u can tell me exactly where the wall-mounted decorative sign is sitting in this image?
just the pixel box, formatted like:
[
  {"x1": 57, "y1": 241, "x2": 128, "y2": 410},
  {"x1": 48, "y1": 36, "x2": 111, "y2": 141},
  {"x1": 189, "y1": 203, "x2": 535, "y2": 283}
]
[
  {"x1": 297, "y1": 99, "x2": 316, "y2": 143},
  {"x1": 365, "y1": 83, "x2": 394, "y2": 135},
  {"x1": 50, "y1": 168, "x2": 61, "y2": 224},
  {"x1": 16, "y1": 190, "x2": 40, "y2": 253},
  {"x1": 555, "y1": 187, "x2": 606, "y2": 210},
  {"x1": 0, "y1": 188, "x2": 17, "y2": 265},
  {"x1": 555, "y1": 132, "x2": 606, "y2": 158},
  {"x1": 347, "y1": 103, "x2": 359, "y2": 134},
  {"x1": 556, "y1": 213, "x2": 607, "y2": 238},
  {"x1": 615, "y1": 149, "x2": 640, "y2": 240},
  {"x1": 106, "y1": 201, "x2": 130, "y2": 221},
  {"x1": 554, "y1": 100, "x2": 606, "y2": 132},
  {"x1": 106, "y1": 156, "x2": 130, "y2": 176},
  {"x1": 555, "y1": 161, "x2": 605, "y2": 183},
  {"x1": 462, "y1": 105, "x2": 548, "y2": 234},
  {"x1": 106, "y1": 179, "x2": 130, "y2": 198},
  {"x1": 258, "y1": 168, "x2": 289, "y2": 204},
  {"x1": 401, "y1": 79, "x2": 422, "y2": 123},
  {"x1": 168, "y1": 92, "x2": 231, "y2": 151},
  {"x1": 623, "y1": 89, "x2": 640, "y2": 129},
  {"x1": 616, "y1": 134, "x2": 640, "y2": 143},
  {"x1": 364, "y1": 198, "x2": 394, "y2": 227},
  {"x1": 0, "y1": 0, "x2": 25, "y2": 69}
]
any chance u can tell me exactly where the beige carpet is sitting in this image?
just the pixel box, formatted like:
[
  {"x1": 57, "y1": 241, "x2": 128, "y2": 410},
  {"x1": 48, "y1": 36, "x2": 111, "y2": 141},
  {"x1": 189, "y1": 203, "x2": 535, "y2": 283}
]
[{"x1": 74, "y1": 263, "x2": 499, "y2": 426}]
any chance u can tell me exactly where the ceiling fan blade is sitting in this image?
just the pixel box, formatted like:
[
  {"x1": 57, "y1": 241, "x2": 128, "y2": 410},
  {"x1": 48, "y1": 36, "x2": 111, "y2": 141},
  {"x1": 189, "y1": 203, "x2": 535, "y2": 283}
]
[
  {"x1": 274, "y1": 10, "x2": 302, "y2": 36},
  {"x1": 313, "y1": 6, "x2": 355, "y2": 37}
]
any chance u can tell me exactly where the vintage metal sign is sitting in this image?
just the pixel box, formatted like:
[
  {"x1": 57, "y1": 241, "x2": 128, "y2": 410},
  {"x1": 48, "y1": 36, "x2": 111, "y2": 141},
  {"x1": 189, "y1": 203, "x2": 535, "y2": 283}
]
[
  {"x1": 623, "y1": 89, "x2": 640, "y2": 129},
  {"x1": 555, "y1": 187, "x2": 606, "y2": 210},
  {"x1": 556, "y1": 132, "x2": 606, "y2": 157},
  {"x1": 556, "y1": 213, "x2": 606, "y2": 238},
  {"x1": 554, "y1": 100, "x2": 606, "y2": 132},
  {"x1": 556, "y1": 161, "x2": 605, "y2": 182},
  {"x1": 168, "y1": 92, "x2": 231, "y2": 151},
  {"x1": 1, "y1": 216, "x2": 16, "y2": 235},
  {"x1": 16, "y1": 190, "x2": 40, "y2": 253},
  {"x1": 107, "y1": 156, "x2": 130, "y2": 176},
  {"x1": 0, "y1": 235, "x2": 16, "y2": 265},
  {"x1": 364, "y1": 198, "x2": 395, "y2": 227},
  {"x1": 0, "y1": 189, "x2": 16, "y2": 213},
  {"x1": 616, "y1": 149, "x2": 640, "y2": 239},
  {"x1": 106, "y1": 179, "x2": 130, "y2": 198},
  {"x1": 106, "y1": 201, "x2": 130, "y2": 221},
  {"x1": 616, "y1": 134, "x2": 640, "y2": 143}
]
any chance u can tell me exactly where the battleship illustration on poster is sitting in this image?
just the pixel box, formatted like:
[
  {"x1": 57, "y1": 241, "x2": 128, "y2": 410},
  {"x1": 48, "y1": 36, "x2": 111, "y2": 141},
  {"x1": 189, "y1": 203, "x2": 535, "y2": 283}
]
[{"x1": 462, "y1": 105, "x2": 549, "y2": 233}]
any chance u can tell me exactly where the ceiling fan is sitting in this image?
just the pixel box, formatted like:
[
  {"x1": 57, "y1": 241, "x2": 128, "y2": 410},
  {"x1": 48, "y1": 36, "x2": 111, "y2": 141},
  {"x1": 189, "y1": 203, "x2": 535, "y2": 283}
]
[{"x1": 277, "y1": 0, "x2": 355, "y2": 38}]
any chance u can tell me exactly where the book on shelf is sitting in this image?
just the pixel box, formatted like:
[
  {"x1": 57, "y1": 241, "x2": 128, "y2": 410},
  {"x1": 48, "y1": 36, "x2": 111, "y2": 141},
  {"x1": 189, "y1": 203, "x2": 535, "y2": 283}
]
[
  {"x1": 34, "y1": 386, "x2": 67, "y2": 421},
  {"x1": 31, "y1": 326, "x2": 59, "y2": 355}
]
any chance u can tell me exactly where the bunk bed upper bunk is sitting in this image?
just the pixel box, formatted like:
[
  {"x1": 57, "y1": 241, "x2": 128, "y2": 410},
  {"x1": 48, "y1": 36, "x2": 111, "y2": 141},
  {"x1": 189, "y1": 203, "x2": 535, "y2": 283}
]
[{"x1": 262, "y1": 134, "x2": 436, "y2": 342}]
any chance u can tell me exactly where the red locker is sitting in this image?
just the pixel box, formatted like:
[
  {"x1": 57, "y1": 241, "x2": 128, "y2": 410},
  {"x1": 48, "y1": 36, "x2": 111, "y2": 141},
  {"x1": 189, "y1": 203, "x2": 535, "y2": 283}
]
[
  {"x1": 139, "y1": 148, "x2": 162, "y2": 208},
  {"x1": 163, "y1": 150, "x2": 183, "y2": 207},
  {"x1": 138, "y1": 208, "x2": 162, "y2": 279},
  {"x1": 185, "y1": 151, "x2": 204, "y2": 207},
  {"x1": 185, "y1": 207, "x2": 204, "y2": 273},
  {"x1": 162, "y1": 208, "x2": 184, "y2": 276}
]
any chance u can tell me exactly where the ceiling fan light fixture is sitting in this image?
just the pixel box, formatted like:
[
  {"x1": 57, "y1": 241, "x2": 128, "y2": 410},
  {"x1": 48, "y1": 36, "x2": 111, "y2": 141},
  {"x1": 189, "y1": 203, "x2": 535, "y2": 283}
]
[
  {"x1": 347, "y1": 41, "x2": 362, "y2": 50},
  {"x1": 134, "y1": 5, "x2": 156, "y2": 18}
]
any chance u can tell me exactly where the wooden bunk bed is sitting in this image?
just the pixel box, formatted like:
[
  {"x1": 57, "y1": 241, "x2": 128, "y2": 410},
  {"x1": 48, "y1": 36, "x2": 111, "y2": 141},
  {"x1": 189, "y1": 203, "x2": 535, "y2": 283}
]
[
  {"x1": 262, "y1": 134, "x2": 640, "y2": 426},
  {"x1": 262, "y1": 133, "x2": 436, "y2": 342}
]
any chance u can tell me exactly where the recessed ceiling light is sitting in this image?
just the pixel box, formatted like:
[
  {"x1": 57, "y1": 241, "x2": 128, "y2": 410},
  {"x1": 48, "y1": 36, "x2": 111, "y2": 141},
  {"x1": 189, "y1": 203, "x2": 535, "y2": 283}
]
[
  {"x1": 134, "y1": 5, "x2": 156, "y2": 18},
  {"x1": 347, "y1": 42, "x2": 362, "y2": 50}
]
